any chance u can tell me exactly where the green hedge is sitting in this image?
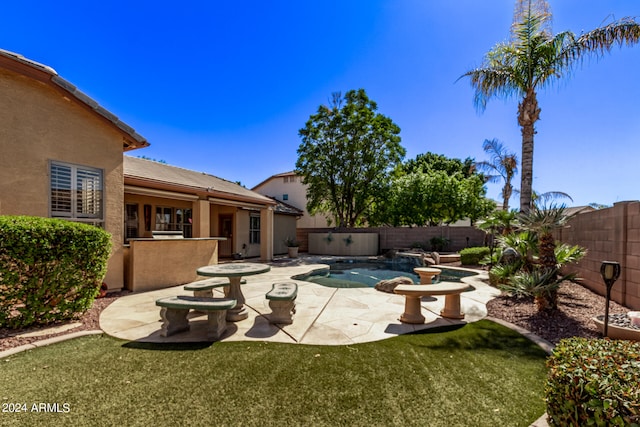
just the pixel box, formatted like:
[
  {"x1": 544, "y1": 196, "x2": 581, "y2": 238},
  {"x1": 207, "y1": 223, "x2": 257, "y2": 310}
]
[
  {"x1": 546, "y1": 337, "x2": 640, "y2": 426},
  {"x1": 459, "y1": 246, "x2": 490, "y2": 265},
  {"x1": 0, "y1": 216, "x2": 112, "y2": 328}
]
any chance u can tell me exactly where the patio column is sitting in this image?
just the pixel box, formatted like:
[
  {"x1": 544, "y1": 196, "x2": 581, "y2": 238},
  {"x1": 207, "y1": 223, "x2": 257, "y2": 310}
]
[
  {"x1": 192, "y1": 199, "x2": 210, "y2": 238},
  {"x1": 260, "y1": 206, "x2": 274, "y2": 261}
]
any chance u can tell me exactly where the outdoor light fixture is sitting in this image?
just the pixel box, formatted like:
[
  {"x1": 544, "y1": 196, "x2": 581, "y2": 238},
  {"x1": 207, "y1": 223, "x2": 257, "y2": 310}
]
[{"x1": 600, "y1": 261, "x2": 621, "y2": 337}]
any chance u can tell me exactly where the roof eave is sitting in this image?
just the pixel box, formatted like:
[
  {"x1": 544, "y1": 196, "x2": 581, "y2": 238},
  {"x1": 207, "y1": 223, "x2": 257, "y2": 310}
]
[{"x1": 0, "y1": 49, "x2": 149, "y2": 152}]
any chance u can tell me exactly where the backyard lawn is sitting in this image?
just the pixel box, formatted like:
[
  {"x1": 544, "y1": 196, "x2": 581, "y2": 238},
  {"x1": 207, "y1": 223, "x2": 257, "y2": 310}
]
[{"x1": 1, "y1": 320, "x2": 547, "y2": 426}]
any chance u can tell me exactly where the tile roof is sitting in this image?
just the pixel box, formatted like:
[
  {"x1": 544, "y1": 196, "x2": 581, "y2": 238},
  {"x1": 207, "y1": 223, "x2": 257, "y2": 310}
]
[
  {"x1": 267, "y1": 196, "x2": 303, "y2": 216},
  {"x1": 124, "y1": 156, "x2": 275, "y2": 205},
  {"x1": 0, "y1": 49, "x2": 148, "y2": 151}
]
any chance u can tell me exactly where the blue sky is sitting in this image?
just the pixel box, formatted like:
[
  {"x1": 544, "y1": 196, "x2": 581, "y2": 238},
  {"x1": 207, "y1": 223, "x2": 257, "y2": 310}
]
[{"x1": 3, "y1": 1, "x2": 639, "y2": 207}]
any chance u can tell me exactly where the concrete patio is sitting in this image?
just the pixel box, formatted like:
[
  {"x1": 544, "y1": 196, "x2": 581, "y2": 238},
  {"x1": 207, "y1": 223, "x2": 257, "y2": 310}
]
[{"x1": 100, "y1": 260, "x2": 500, "y2": 345}]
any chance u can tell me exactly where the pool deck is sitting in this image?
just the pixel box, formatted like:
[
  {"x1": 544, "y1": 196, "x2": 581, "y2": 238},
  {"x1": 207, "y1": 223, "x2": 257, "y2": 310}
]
[{"x1": 100, "y1": 258, "x2": 501, "y2": 345}]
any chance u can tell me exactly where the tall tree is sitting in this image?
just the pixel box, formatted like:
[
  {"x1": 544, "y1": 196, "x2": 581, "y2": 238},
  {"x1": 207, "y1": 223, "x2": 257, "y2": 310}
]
[
  {"x1": 399, "y1": 152, "x2": 475, "y2": 178},
  {"x1": 371, "y1": 152, "x2": 494, "y2": 227},
  {"x1": 475, "y1": 139, "x2": 518, "y2": 211},
  {"x1": 461, "y1": 0, "x2": 640, "y2": 213},
  {"x1": 296, "y1": 89, "x2": 405, "y2": 227}
]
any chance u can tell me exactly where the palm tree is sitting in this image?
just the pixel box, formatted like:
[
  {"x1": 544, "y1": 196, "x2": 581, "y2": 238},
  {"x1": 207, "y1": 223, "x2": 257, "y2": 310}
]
[
  {"x1": 461, "y1": 0, "x2": 640, "y2": 213},
  {"x1": 512, "y1": 189, "x2": 573, "y2": 211},
  {"x1": 475, "y1": 139, "x2": 518, "y2": 210}
]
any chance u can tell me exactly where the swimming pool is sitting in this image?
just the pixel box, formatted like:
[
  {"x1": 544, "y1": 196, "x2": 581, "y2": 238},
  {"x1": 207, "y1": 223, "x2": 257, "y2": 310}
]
[{"x1": 293, "y1": 261, "x2": 476, "y2": 289}]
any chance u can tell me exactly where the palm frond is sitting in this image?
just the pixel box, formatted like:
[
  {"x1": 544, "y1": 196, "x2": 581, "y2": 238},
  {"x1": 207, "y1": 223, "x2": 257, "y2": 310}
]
[
  {"x1": 518, "y1": 204, "x2": 569, "y2": 233},
  {"x1": 573, "y1": 17, "x2": 640, "y2": 58},
  {"x1": 499, "y1": 267, "x2": 572, "y2": 298}
]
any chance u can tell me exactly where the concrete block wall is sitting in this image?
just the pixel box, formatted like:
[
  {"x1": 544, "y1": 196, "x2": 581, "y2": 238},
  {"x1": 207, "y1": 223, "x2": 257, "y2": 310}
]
[{"x1": 558, "y1": 201, "x2": 640, "y2": 309}]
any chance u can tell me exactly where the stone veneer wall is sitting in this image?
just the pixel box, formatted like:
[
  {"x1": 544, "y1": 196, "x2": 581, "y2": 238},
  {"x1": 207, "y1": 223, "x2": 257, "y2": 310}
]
[{"x1": 557, "y1": 201, "x2": 640, "y2": 310}]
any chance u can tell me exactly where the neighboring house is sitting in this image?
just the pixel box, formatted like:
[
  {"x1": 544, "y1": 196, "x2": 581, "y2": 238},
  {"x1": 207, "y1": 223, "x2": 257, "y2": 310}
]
[
  {"x1": 564, "y1": 205, "x2": 596, "y2": 217},
  {"x1": 0, "y1": 48, "x2": 277, "y2": 291},
  {"x1": 0, "y1": 49, "x2": 148, "y2": 291},
  {"x1": 124, "y1": 156, "x2": 276, "y2": 260},
  {"x1": 252, "y1": 171, "x2": 330, "y2": 228}
]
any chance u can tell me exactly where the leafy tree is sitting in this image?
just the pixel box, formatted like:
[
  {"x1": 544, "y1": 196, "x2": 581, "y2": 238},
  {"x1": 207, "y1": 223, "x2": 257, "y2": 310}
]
[
  {"x1": 296, "y1": 89, "x2": 404, "y2": 227},
  {"x1": 475, "y1": 139, "x2": 518, "y2": 211},
  {"x1": 461, "y1": 0, "x2": 640, "y2": 212},
  {"x1": 372, "y1": 169, "x2": 494, "y2": 227},
  {"x1": 398, "y1": 152, "x2": 475, "y2": 178}
]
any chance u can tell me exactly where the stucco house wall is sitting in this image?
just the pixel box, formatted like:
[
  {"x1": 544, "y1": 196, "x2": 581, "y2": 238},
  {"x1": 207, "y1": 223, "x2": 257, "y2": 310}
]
[
  {"x1": 124, "y1": 156, "x2": 276, "y2": 262},
  {"x1": 253, "y1": 172, "x2": 330, "y2": 228},
  {"x1": 0, "y1": 62, "x2": 144, "y2": 290}
]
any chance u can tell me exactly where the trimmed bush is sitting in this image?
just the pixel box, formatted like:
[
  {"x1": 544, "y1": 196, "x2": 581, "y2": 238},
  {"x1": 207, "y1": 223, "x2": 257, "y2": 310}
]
[
  {"x1": 460, "y1": 246, "x2": 490, "y2": 265},
  {"x1": 0, "y1": 216, "x2": 112, "y2": 328},
  {"x1": 546, "y1": 337, "x2": 640, "y2": 426}
]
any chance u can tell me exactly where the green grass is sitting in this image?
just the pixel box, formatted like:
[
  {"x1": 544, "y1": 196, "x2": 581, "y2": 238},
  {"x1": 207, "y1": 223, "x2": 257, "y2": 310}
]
[{"x1": 0, "y1": 320, "x2": 547, "y2": 426}]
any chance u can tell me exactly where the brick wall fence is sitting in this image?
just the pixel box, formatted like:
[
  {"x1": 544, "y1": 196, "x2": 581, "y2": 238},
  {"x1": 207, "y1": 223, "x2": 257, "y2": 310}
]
[
  {"x1": 296, "y1": 226, "x2": 486, "y2": 254},
  {"x1": 557, "y1": 201, "x2": 640, "y2": 310}
]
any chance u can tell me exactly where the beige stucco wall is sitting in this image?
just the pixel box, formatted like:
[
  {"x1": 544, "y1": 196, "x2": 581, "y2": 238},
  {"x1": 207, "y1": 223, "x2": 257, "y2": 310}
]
[
  {"x1": 0, "y1": 68, "x2": 125, "y2": 290},
  {"x1": 308, "y1": 233, "x2": 379, "y2": 256},
  {"x1": 254, "y1": 175, "x2": 329, "y2": 228},
  {"x1": 274, "y1": 214, "x2": 298, "y2": 255},
  {"x1": 125, "y1": 238, "x2": 219, "y2": 292}
]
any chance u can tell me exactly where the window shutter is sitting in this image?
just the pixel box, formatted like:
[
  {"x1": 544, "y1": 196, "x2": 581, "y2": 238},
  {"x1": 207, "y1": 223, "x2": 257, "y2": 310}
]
[
  {"x1": 76, "y1": 168, "x2": 102, "y2": 218},
  {"x1": 51, "y1": 163, "x2": 72, "y2": 217}
]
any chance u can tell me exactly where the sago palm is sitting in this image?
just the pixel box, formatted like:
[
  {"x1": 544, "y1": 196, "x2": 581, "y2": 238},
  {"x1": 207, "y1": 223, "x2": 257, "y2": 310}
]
[
  {"x1": 518, "y1": 205, "x2": 571, "y2": 310},
  {"x1": 461, "y1": 0, "x2": 640, "y2": 213}
]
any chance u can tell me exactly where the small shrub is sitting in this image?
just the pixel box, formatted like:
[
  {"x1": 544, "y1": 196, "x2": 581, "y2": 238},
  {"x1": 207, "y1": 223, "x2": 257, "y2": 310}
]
[
  {"x1": 410, "y1": 242, "x2": 427, "y2": 251},
  {"x1": 546, "y1": 337, "x2": 640, "y2": 426},
  {"x1": 488, "y1": 262, "x2": 520, "y2": 287},
  {"x1": 460, "y1": 247, "x2": 490, "y2": 265},
  {"x1": 429, "y1": 236, "x2": 450, "y2": 251},
  {"x1": 284, "y1": 237, "x2": 299, "y2": 247},
  {"x1": 0, "y1": 216, "x2": 112, "y2": 328}
]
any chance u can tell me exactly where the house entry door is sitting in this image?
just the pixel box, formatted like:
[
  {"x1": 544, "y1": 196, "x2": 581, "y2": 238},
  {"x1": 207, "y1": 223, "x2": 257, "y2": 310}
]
[{"x1": 219, "y1": 214, "x2": 233, "y2": 258}]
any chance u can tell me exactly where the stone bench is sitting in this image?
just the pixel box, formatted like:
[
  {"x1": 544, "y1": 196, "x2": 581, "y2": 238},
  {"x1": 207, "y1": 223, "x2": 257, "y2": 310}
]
[
  {"x1": 393, "y1": 282, "x2": 469, "y2": 323},
  {"x1": 155, "y1": 296, "x2": 236, "y2": 340},
  {"x1": 184, "y1": 278, "x2": 246, "y2": 298},
  {"x1": 266, "y1": 282, "x2": 298, "y2": 324}
]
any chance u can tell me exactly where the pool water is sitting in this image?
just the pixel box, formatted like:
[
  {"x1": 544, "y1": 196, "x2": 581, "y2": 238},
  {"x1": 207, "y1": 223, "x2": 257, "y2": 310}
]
[{"x1": 294, "y1": 262, "x2": 476, "y2": 289}]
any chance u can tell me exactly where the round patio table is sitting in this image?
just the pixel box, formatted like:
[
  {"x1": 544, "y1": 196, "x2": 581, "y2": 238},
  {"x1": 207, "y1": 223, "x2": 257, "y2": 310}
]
[{"x1": 196, "y1": 263, "x2": 271, "y2": 321}]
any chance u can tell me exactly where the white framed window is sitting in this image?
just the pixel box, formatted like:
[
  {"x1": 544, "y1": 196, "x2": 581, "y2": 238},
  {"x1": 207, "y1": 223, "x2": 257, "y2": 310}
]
[
  {"x1": 50, "y1": 161, "x2": 103, "y2": 224},
  {"x1": 250, "y1": 213, "x2": 260, "y2": 244}
]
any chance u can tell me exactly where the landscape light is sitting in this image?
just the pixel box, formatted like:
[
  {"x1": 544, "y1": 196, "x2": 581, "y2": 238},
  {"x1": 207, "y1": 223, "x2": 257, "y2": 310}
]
[{"x1": 600, "y1": 261, "x2": 621, "y2": 337}]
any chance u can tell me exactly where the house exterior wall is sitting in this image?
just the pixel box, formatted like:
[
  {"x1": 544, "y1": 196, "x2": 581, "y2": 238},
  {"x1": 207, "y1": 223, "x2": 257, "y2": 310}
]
[
  {"x1": 274, "y1": 214, "x2": 298, "y2": 255},
  {"x1": 0, "y1": 67, "x2": 125, "y2": 290},
  {"x1": 253, "y1": 174, "x2": 330, "y2": 228},
  {"x1": 557, "y1": 201, "x2": 640, "y2": 310},
  {"x1": 125, "y1": 238, "x2": 219, "y2": 292}
]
